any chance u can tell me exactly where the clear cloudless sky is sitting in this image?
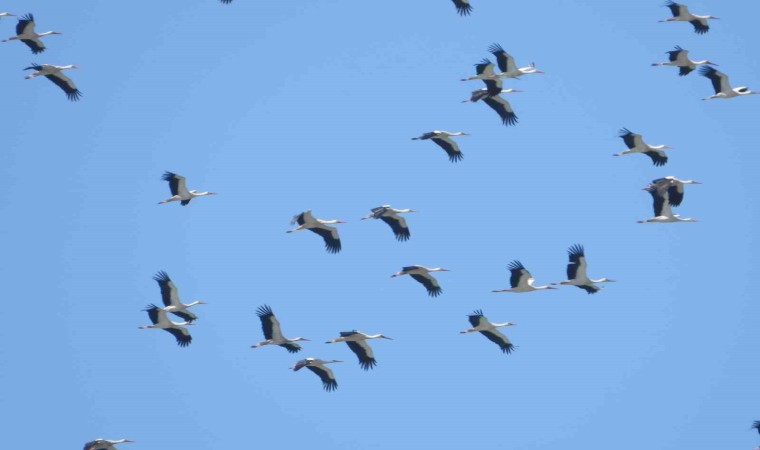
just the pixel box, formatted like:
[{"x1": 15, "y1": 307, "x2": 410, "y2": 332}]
[{"x1": 1, "y1": 1, "x2": 759, "y2": 449}]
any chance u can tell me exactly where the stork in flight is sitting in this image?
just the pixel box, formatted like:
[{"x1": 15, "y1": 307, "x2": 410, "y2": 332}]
[
  {"x1": 659, "y1": 1, "x2": 718, "y2": 34},
  {"x1": 412, "y1": 130, "x2": 469, "y2": 162},
  {"x1": 699, "y1": 66, "x2": 758, "y2": 100},
  {"x1": 326, "y1": 331, "x2": 393, "y2": 370},
  {"x1": 487, "y1": 43, "x2": 544, "y2": 78},
  {"x1": 252, "y1": 305, "x2": 310, "y2": 353},
  {"x1": 460, "y1": 310, "x2": 516, "y2": 354},
  {"x1": 2, "y1": 14, "x2": 60, "y2": 54},
  {"x1": 361, "y1": 205, "x2": 416, "y2": 241},
  {"x1": 638, "y1": 186, "x2": 698, "y2": 223},
  {"x1": 391, "y1": 265, "x2": 449, "y2": 297},
  {"x1": 158, "y1": 172, "x2": 216, "y2": 205},
  {"x1": 139, "y1": 305, "x2": 193, "y2": 347},
  {"x1": 652, "y1": 46, "x2": 717, "y2": 76},
  {"x1": 492, "y1": 260, "x2": 556, "y2": 293},
  {"x1": 552, "y1": 244, "x2": 615, "y2": 294},
  {"x1": 644, "y1": 176, "x2": 701, "y2": 207},
  {"x1": 83, "y1": 439, "x2": 134, "y2": 450},
  {"x1": 153, "y1": 271, "x2": 206, "y2": 323},
  {"x1": 452, "y1": 0, "x2": 472, "y2": 16},
  {"x1": 287, "y1": 210, "x2": 345, "y2": 254},
  {"x1": 291, "y1": 358, "x2": 342, "y2": 391},
  {"x1": 24, "y1": 63, "x2": 81, "y2": 101},
  {"x1": 614, "y1": 128, "x2": 671, "y2": 167}
]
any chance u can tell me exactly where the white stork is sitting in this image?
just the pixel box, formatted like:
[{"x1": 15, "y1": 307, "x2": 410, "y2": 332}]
[
  {"x1": 638, "y1": 186, "x2": 698, "y2": 223},
  {"x1": 83, "y1": 439, "x2": 134, "y2": 450},
  {"x1": 291, "y1": 358, "x2": 342, "y2": 391},
  {"x1": 361, "y1": 205, "x2": 416, "y2": 241},
  {"x1": 492, "y1": 260, "x2": 556, "y2": 293},
  {"x1": 287, "y1": 210, "x2": 345, "y2": 253},
  {"x1": 460, "y1": 310, "x2": 516, "y2": 354},
  {"x1": 652, "y1": 46, "x2": 717, "y2": 76},
  {"x1": 139, "y1": 305, "x2": 193, "y2": 347},
  {"x1": 153, "y1": 271, "x2": 206, "y2": 323},
  {"x1": 614, "y1": 128, "x2": 671, "y2": 167},
  {"x1": 158, "y1": 172, "x2": 216, "y2": 205},
  {"x1": 699, "y1": 66, "x2": 758, "y2": 100},
  {"x1": 391, "y1": 265, "x2": 449, "y2": 297},
  {"x1": 23, "y1": 63, "x2": 81, "y2": 101},
  {"x1": 2, "y1": 14, "x2": 61, "y2": 54},
  {"x1": 552, "y1": 244, "x2": 615, "y2": 294},
  {"x1": 412, "y1": 131, "x2": 468, "y2": 163},
  {"x1": 644, "y1": 176, "x2": 701, "y2": 207},
  {"x1": 326, "y1": 331, "x2": 393, "y2": 370},
  {"x1": 452, "y1": 0, "x2": 472, "y2": 16},
  {"x1": 252, "y1": 305, "x2": 310, "y2": 353},
  {"x1": 659, "y1": 1, "x2": 718, "y2": 34}
]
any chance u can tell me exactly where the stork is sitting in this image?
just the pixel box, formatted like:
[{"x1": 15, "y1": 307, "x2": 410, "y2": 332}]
[
  {"x1": 158, "y1": 172, "x2": 216, "y2": 205},
  {"x1": 652, "y1": 46, "x2": 717, "y2": 76},
  {"x1": 361, "y1": 205, "x2": 416, "y2": 241},
  {"x1": 326, "y1": 331, "x2": 393, "y2": 370},
  {"x1": 452, "y1": 0, "x2": 472, "y2": 16},
  {"x1": 460, "y1": 310, "x2": 516, "y2": 354},
  {"x1": 659, "y1": 1, "x2": 718, "y2": 34},
  {"x1": 487, "y1": 43, "x2": 544, "y2": 78},
  {"x1": 23, "y1": 63, "x2": 81, "y2": 101},
  {"x1": 83, "y1": 439, "x2": 134, "y2": 450},
  {"x1": 699, "y1": 66, "x2": 758, "y2": 100},
  {"x1": 391, "y1": 265, "x2": 449, "y2": 297},
  {"x1": 614, "y1": 128, "x2": 671, "y2": 167},
  {"x1": 644, "y1": 176, "x2": 701, "y2": 207},
  {"x1": 552, "y1": 244, "x2": 615, "y2": 294},
  {"x1": 139, "y1": 305, "x2": 193, "y2": 347},
  {"x1": 287, "y1": 210, "x2": 345, "y2": 253},
  {"x1": 492, "y1": 260, "x2": 556, "y2": 293},
  {"x1": 638, "y1": 186, "x2": 698, "y2": 223},
  {"x1": 412, "y1": 131, "x2": 468, "y2": 163},
  {"x1": 252, "y1": 305, "x2": 309, "y2": 353},
  {"x1": 153, "y1": 271, "x2": 206, "y2": 323},
  {"x1": 2, "y1": 14, "x2": 60, "y2": 54},
  {"x1": 291, "y1": 358, "x2": 341, "y2": 391}
]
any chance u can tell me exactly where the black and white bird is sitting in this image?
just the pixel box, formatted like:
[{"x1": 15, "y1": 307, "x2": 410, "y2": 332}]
[
  {"x1": 659, "y1": 1, "x2": 718, "y2": 34},
  {"x1": 638, "y1": 186, "x2": 698, "y2": 223},
  {"x1": 460, "y1": 310, "x2": 516, "y2": 354},
  {"x1": 83, "y1": 439, "x2": 134, "y2": 450},
  {"x1": 614, "y1": 128, "x2": 671, "y2": 167},
  {"x1": 2, "y1": 14, "x2": 60, "y2": 53},
  {"x1": 492, "y1": 260, "x2": 557, "y2": 293},
  {"x1": 361, "y1": 205, "x2": 416, "y2": 241},
  {"x1": 153, "y1": 271, "x2": 206, "y2": 323},
  {"x1": 287, "y1": 210, "x2": 345, "y2": 254},
  {"x1": 452, "y1": 0, "x2": 472, "y2": 16},
  {"x1": 139, "y1": 305, "x2": 193, "y2": 347},
  {"x1": 391, "y1": 265, "x2": 449, "y2": 297},
  {"x1": 326, "y1": 331, "x2": 393, "y2": 370},
  {"x1": 412, "y1": 130, "x2": 469, "y2": 162},
  {"x1": 252, "y1": 305, "x2": 310, "y2": 353},
  {"x1": 291, "y1": 358, "x2": 342, "y2": 391},
  {"x1": 699, "y1": 66, "x2": 758, "y2": 100},
  {"x1": 552, "y1": 244, "x2": 615, "y2": 294},
  {"x1": 652, "y1": 46, "x2": 717, "y2": 76},
  {"x1": 158, "y1": 172, "x2": 217, "y2": 206},
  {"x1": 644, "y1": 176, "x2": 701, "y2": 207},
  {"x1": 23, "y1": 63, "x2": 81, "y2": 101}
]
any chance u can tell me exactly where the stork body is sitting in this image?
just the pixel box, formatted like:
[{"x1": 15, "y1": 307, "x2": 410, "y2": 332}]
[
  {"x1": 153, "y1": 271, "x2": 205, "y2": 322},
  {"x1": 552, "y1": 244, "x2": 615, "y2": 294},
  {"x1": 460, "y1": 310, "x2": 516, "y2": 354},
  {"x1": 291, "y1": 358, "x2": 342, "y2": 391},
  {"x1": 287, "y1": 210, "x2": 345, "y2": 253},
  {"x1": 3, "y1": 14, "x2": 60, "y2": 53},
  {"x1": 652, "y1": 46, "x2": 717, "y2": 76},
  {"x1": 412, "y1": 130, "x2": 469, "y2": 163},
  {"x1": 158, "y1": 172, "x2": 216, "y2": 205},
  {"x1": 361, "y1": 205, "x2": 415, "y2": 241},
  {"x1": 252, "y1": 305, "x2": 309, "y2": 353},
  {"x1": 700, "y1": 66, "x2": 758, "y2": 100},
  {"x1": 492, "y1": 260, "x2": 556, "y2": 293},
  {"x1": 24, "y1": 63, "x2": 81, "y2": 101},
  {"x1": 659, "y1": 1, "x2": 718, "y2": 34},
  {"x1": 391, "y1": 265, "x2": 449, "y2": 297},
  {"x1": 83, "y1": 439, "x2": 134, "y2": 450},
  {"x1": 638, "y1": 186, "x2": 698, "y2": 223},
  {"x1": 452, "y1": 0, "x2": 472, "y2": 16},
  {"x1": 644, "y1": 176, "x2": 701, "y2": 207},
  {"x1": 139, "y1": 305, "x2": 193, "y2": 347},
  {"x1": 614, "y1": 128, "x2": 671, "y2": 167},
  {"x1": 326, "y1": 331, "x2": 392, "y2": 370}
]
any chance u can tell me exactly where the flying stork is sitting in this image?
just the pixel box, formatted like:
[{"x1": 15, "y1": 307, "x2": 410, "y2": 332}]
[
  {"x1": 2, "y1": 14, "x2": 61, "y2": 54},
  {"x1": 614, "y1": 128, "x2": 671, "y2": 167},
  {"x1": 23, "y1": 63, "x2": 81, "y2": 101},
  {"x1": 361, "y1": 205, "x2": 416, "y2": 241},
  {"x1": 139, "y1": 305, "x2": 193, "y2": 347},
  {"x1": 644, "y1": 176, "x2": 701, "y2": 207},
  {"x1": 153, "y1": 271, "x2": 206, "y2": 322},
  {"x1": 158, "y1": 172, "x2": 216, "y2": 205},
  {"x1": 552, "y1": 244, "x2": 615, "y2": 294},
  {"x1": 460, "y1": 310, "x2": 516, "y2": 354},
  {"x1": 287, "y1": 210, "x2": 345, "y2": 254},
  {"x1": 492, "y1": 260, "x2": 556, "y2": 293},
  {"x1": 391, "y1": 265, "x2": 449, "y2": 297},
  {"x1": 487, "y1": 43, "x2": 544, "y2": 78},
  {"x1": 252, "y1": 305, "x2": 310, "y2": 353},
  {"x1": 638, "y1": 186, "x2": 698, "y2": 223},
  {"x1": 83, "y1": 439, "x2": 134, "y2": 450},
  {"x1": 326, "y1": 331, "x2": 393, "y2": 370},
  {"x1": 412, "y1": 130, "x2": 469, "y2": 163},
  {"x1": 699, "y1": 66, "x2": 758, "y2": 100},
  {"x1": 659, "y1": 1, "x2": 718, "y2": 34},
  {"x1": 291, "y1": 358, "x2": 342, "y2": 391},
  {"x1": 452, "y1": 0, "x2": 472, "y2": 16},
  {"x1": 652, "y1": 46, "x2": 717, "y2": 76}
]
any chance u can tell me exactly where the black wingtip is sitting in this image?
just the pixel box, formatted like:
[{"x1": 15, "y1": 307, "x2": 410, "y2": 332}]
[
  {"x1": 256, "y1": 304, "x2": 274, "y2": 317},
  {"x1": 507, "y1": 260, "x2": 525, "y2": 271},
  {"x1": 427, "y1": 287, "x2": 443, "y2": 297}
]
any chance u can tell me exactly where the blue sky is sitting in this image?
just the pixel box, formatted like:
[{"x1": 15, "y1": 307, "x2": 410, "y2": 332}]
[{"x1": 1, "y1": 1, "x2": 759, "y2": 448}]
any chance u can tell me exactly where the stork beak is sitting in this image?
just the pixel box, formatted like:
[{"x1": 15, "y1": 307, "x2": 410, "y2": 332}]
[
  {"x1": 382, "y1": 336, "x2": 394, "y2": 340},
  {"x1": 124, "y1": 440, "x2": 135, "y2": 444}
]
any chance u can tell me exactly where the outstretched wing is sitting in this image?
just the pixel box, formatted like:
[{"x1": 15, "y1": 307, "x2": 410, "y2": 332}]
[
  {"x1": 308, "y1": 225, "x2": 342, "y2": 253},
  {"x1": 380, "y1": 215, "x2": 410, "y2": 241},
  {"x1": 410, "y1": 273, "x2": 442, "y2": 297}
]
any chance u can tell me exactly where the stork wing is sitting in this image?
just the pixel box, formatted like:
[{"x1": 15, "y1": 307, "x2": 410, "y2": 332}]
[
  {"x1": 619, "y1": 128, "x2": 642, "y2": 149},
  {"x1": 309, "y1": 225, "x2": 341, "y2": 253},
  {"x1": 644, "y1": 150, "x2": 668, "y2": 167},
  {"x1": 467, "y1": 309, "x2": 487, "y2": 327},
  {"x1": 169, "y1": 309, "x2": 198, "y2": 323},
  {"x1": 452, "y1": 0, "x2": 473, "y2": 16},
  {"x1": 144, "y1": 304, "x2": 164, "y2": 325},
  {"x1": 346, "y1": 340, "x2": 377, "y2": 370},
  {"x1": 153, "y1": 271, "x2": 180, "y2": 308},
  {"x1": 431, "y1": 136, "x2": 463, "y2": 163},
  {"x1": 473, "y1": 58, "x2": 494, "y2": 77},
  {"x1": 567, "y1": 244, "x2": 588, "y2": 281},
  {"x1": 488, "y1": 43, "x2": 517, "y2": 74},
  {"x1": 83, "y1": 440, "x2": 110, "y2": 450},
  {"x1": 667, "y1": 46, "x2": 686, "y2": 62},
  {"x1": 306, "y1": 365, "x2": 338, "y2": 391},
  {"x1": 482, "y1": 78, "x2": 502, "y2": 96},
  {"x1": 410, "y1": 273, "x2": 442, "y2": 297},
  {"x1": 165, "y1": 326, "x2": 192, "y2": 347},
  {"x1": 16, "y1": 14, "x2": 35, "y2": 36},
  {"x1": 161, "y1": 172, "x2": 189, "y2": 197},
  {"x1": 576, "y1": 284, "x2": 600, "y2": 294},
  {"x1": 44, "y1": 73, "x2": 81, "y2": 101},
  {"x1": 256, "y1": 304, "x2": 284, "y2": 340},
  {"x1": 700, "y1": 66, "x2": 730, "y2": 94},
  {"x1": 507, "y1": 260, "x2": 532, "y2": 289},
  {"x1": 479, "y1": 329, "x2": 514, "y2": 354},
  {"x1": 665, "y1": 1, "x2": 686, "y2": 18},
  {"x1": 482, "y1": 95, "x2": 518, "y2": 126},
  {"x1": 380, "y1": 214, "x2": 410, "y2": 241},
  {"x1": 280, "y1": 342, "x2": 302, "y2": 354}
]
